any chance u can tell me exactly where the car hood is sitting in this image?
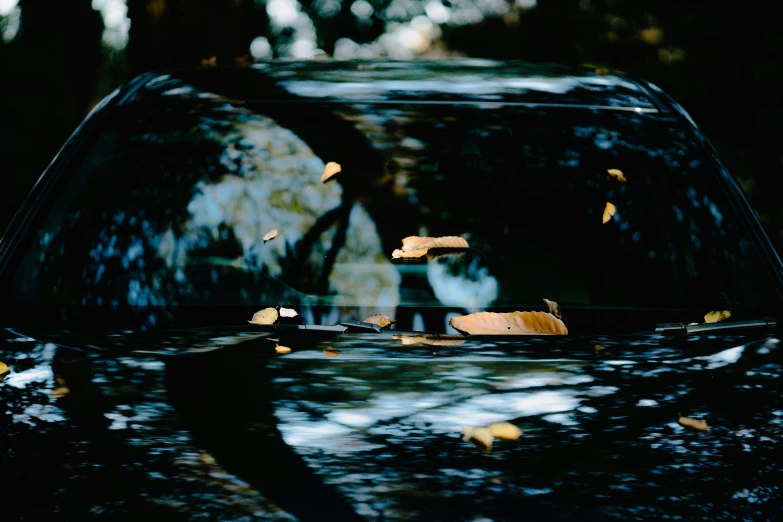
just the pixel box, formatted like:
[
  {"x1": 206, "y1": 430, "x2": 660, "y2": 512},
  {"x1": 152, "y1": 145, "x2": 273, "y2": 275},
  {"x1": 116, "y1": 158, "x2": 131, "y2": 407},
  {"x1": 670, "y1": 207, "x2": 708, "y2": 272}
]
[{"x1": 1, "y1": 327, "x2": 782, "y2": 520}]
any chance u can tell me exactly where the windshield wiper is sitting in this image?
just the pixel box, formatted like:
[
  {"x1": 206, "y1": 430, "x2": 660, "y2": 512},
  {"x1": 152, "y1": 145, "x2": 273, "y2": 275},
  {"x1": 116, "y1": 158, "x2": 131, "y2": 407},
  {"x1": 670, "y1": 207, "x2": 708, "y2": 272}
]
[{"x1": 655, "y1": 318, "x2": 776, "y2": 335}]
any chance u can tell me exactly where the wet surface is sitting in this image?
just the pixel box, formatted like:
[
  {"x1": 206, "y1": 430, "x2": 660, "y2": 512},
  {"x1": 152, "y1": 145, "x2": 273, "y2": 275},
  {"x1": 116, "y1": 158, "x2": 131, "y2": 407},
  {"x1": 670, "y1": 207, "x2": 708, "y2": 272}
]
[{"x1": 2, "y1": 328, "x2": 783, "y2": 520}]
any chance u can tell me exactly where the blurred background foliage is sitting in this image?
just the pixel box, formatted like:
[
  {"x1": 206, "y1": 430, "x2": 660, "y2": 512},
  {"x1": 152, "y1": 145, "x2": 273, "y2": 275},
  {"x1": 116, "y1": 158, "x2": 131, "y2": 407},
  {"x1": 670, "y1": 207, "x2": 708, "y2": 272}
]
[{"x1": 1, "y1": 0, "x2": 781, "y2": 253}]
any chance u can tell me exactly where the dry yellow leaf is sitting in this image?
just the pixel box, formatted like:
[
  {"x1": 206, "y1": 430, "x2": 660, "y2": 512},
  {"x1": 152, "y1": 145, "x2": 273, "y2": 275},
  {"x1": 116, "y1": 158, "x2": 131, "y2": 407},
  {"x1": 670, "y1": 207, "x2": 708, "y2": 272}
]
[
  {"x1": 275, "y1": 344, "x2": 292, "y2": 354},
  {"x1": 0, "y1": 361, "x2": 8, "y2": 375},
  {"x1": 449, "y1": 311, "x2": 568, "y2": 336},
  {"x1": 704, "y1": 310, "x2": 731, "y2": 324},
  {"x1": 461, "y1": 426, "x2": 493, "y2": 450},
  {"x1": 607, "y1": 169, "x2": 627, "y2": 182},
  {"x1": 543, "y1": 298, "x2": 562, "y2": 320},
  {"x1": 51, "y1": 376, "x2": 70, "y2": 399},
  {"x1": 321, "y1": 161, "x2": 341, "y2": 183},
  {"x1": 392, "y1": 236, "x2": 469, "y2": 259},
  {"x1": 678, "y1": 416, "x2": 708, "y2": 432},
  {"x1": 602, "y1": 202, "x2": 616, "y2": 224},
  {"x1": 394, "y1": 334, "x2": 466, "y2": 346},
  {"x1": 323, "y1": 347, "x2": 341, "y2": 358},
  {"x1": 279, "y1": 307, "x2": 299, "y2": 318},
  {"x1": 488, "y1": 422, "x2": 521, "y2": 440},
  {"x1": 263, "y1": 229, "x2": 278, "y2": 242},
  {"x1": 363, "y1": 314, "x2": 396, "y2": 328},
  {"x1": 248, "y1": 307, "x2": 279, "y2": 325}
]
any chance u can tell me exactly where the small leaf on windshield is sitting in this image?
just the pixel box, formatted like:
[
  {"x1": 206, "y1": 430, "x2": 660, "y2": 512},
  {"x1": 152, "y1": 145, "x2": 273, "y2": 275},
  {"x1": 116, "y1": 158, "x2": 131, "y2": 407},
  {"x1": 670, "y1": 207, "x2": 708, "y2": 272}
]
[
  {"x1": 248, "y1": 307, "x2": 279, "y2": 325},
  {"x1": 449, "y1": 311, "x2": 568, "y2": 336},
  {"x1": 263, "y1": 229, "x2": 278, "y2": 242},
  {"x1": 678, "y1": 416, "x2": 708, "y2": 432},
  {"x1": 607, "y1": 169, "x2": 627, "y2": 182},
  {"x1": 488, "y1": 422, "x2": 521, "y2": 440},
  {"x1": 602, "y1": 202, "x2": 616, "y2": 224},
  {"x1": 51, "y1": 376, "x2": 70, "y2": 399},
  {"x1": 279, "y1": 307, "x2": 299, "y2": 318},
  {"x1": 394, "y1": 334, "x2": 466, "y2": 346},
  {"x1": 461, "y1": 427, "x2": 493, "y2": 450},
  {"x1": 543, "y1": 298, "x2": 563, "y2": 320},
  {"x1": 0, "y1": 361, "x2": 8, "y2": 378},
  {"x1": 275, "y1": 344, "x2": 292, "y2": 354},
  {"x1": 363, "y1": 314, "x2": 396, "y2": 328},
  {"x1": 321, "y1": 162, "x2": 341, "y2": 183},
  {"x1": 323, "y1": 347, "x2": 341, "y2": 358},
  {"x1": 704, "y1": 310, "x2": 731, "y2": 324},
  {"x1": 391, "y1": 235, "x2": 469, "y2": 259}
]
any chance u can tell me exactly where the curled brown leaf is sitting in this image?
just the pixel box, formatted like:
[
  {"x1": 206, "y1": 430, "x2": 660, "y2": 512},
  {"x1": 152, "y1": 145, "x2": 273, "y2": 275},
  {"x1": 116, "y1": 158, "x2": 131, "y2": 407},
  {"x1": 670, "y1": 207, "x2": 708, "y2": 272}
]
[
  {"x1": 362, "y1": 314, "x2": 396, "y2": 328},
  {"x1": 394, "y1": 334, "x2": 466, "y2": 346},
  {"x1": 603, "y1": 202, "x2": 616, "y2": 224},
  {"x1": 607, "y1": 169, "x2": 627, "y2": 182},
  {"x1": 704, "y1": 310, "x2": 731, "y2": 324},
  {"x1": 678, "y1": 416, "x2": 708, "y2": 432},
  {"x1": 248, "y1": 307, "x2": 279, "y2": 325},
  {"x1": 321, "y1": 162, "x2": 341, "y2": 183},
  {"x1": 449, "y1": 311, "x2": 568, "y2": 336},
  {"x1": 263, "y1": 229, "x2": 278, "y2": 242},
  {"x1": 0, "y1": 361, "x2": 8, "y2": 375},
  {"x1": 323, "y1": 347, "x2": 341, "y2": 358},
  {"x1": 275, "y1": 344, "x2": 292, "y2": 354}
]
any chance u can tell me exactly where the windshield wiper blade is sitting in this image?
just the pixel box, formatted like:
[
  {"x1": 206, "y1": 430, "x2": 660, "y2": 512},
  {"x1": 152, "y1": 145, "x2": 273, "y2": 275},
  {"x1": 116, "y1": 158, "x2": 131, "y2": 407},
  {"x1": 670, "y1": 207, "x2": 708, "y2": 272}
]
[{"x1": 655, "y1": 318, "x2": 776, "y2": 335}]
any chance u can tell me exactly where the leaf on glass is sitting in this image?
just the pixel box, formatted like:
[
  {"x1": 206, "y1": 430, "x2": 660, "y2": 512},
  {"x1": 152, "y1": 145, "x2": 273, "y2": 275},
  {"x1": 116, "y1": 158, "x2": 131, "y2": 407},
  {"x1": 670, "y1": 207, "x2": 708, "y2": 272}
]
[
  {"x1": 248, "y1": 307, "x2": 279, "y2": 325},
  {"x1": 543, "y1": 298, "x2": 563, "y2": 320},
  {"x1": 602, "y1": 202, "x2": 616, "y2": 224},
  {"x1": 362, "y1": 314, "x2": 396, "y2": 328},
  {"x1": 263, "y1": 229, "x2": 278, "y2": 243},
  {"x1": 394, "y1": 334, "x2": 466, "y2": 346},
  {"x1": 323, "y1": 347, "x2": 341, "y2": 358},
  {"x1": 449, "y1": 311, "x2": 568, "y2": 336},
  {"x1": 461, "y1": 426, "x2": 493, "y2": 450},
  {"x1": 704, "y1": 310, "x2": 731, "y2": 324},
  {"x1": 0, "y1": 361, "x2": 8, "y2": 380},
  {"x1": 392, "y1": 235, "x2": 469, "y2": 259},
  {"x1": 51, "y1": 376, "x2": 70, "y2": 399},
  {"x1": 678, "y1": 416, "x2": 708, "y2": 432},
  {"x1": 488, "y1": 422, "x2": 521, "y2": 440},
  {"x1": 275, "y1": 344, "x2": 292, "y2": 354},
  {"x1": 279, "y1": 307, "x2": 299, "y2": 318},
  {"x1": 321, "y1": 161, "x2": 341, "y2": 183},
  {"x1": 607, "y1": 169, "x2": 627, "y2": 182}
]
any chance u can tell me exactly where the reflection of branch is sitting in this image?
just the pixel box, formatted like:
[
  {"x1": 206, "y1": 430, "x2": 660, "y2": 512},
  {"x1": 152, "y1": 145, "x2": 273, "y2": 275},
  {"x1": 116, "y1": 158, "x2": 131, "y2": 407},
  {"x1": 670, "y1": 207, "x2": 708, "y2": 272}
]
[
  {"x1": 317, "y1": 203, "x2": 352, "y2": 294},
  {"x1": 280, "y1": 203, "x2": 343, "y2": 287}
]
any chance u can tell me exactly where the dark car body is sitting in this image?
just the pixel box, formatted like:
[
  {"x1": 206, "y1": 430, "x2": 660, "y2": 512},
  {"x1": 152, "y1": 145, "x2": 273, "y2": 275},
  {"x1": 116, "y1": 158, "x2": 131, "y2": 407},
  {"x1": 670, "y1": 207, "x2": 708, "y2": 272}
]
[{"x1": 2, "y1": 61, "x2": 783, "y2": 521}]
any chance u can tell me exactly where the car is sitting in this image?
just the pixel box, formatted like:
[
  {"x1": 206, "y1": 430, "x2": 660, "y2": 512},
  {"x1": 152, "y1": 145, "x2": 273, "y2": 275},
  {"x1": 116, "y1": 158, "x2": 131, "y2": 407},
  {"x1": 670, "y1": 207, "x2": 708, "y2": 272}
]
[{"x1": 1, "y1": 60, "x2": 782, "y2": 521}]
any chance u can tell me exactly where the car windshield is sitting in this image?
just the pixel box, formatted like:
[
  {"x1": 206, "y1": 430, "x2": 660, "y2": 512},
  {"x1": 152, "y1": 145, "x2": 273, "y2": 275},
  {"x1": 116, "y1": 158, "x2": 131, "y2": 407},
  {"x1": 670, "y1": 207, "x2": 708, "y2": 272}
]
[{"x1": 7, "y1": 75, "x2": 778, "y2": 331}]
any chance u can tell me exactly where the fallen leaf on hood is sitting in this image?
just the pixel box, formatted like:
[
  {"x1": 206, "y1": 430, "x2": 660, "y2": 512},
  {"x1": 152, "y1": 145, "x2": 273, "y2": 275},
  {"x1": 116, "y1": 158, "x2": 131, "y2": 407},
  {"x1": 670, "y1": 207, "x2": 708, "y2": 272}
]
[
  {"x1": 488, "y1": 422, "x2": 522, "y2": 440},
  {"x1": 248, "y1": 307, "x2": 279, "y2": 325},
  {"x1": 449, "y1": 311, "x2": 568, "y2": 336},
  {"x1": 462, "y1": 426, "x2": 493, "y2": 450},
  {"x1": 0, "y1": 361, "x2": 8, "y2": 375},
  {"x1": 543, "y1": 298, "x2": 563, "y2": 320},
  {"x1": 392, "y1": 236, "x2": 469, "y2": 259},
  {"x1": 704, "y1": 310, "x2": 731, "y2": 324},
  {"x1": 602, "y1": 202, "x2": 616, "y2": 224},
  {"x1": 279, "y1": 307, "x2": 299, "y2": 318},
  {"x1": 321, "y1": 162, "x2": 341, "y2": 183},
  {"x1": 678, "y1": 416, "x2": 708, "y2": 432},
  {"x1": 394, "y1": 334, "x2": 466, "y2": 346},
  {"x1": 263, "y1": 229, "x2": 278, "y2": 242},
  {"x1": 275, "y1": 344, "x2": 292, "y2": 354},
  {"x1": 323, "y1": 347, "x2": 341, "y2": 358},
  {"x1": 607, "y1": 169, "x2": 627, "y2": 182},
  {"x1": 363, "y1": 314, "x2": 396, "y2": 328}
]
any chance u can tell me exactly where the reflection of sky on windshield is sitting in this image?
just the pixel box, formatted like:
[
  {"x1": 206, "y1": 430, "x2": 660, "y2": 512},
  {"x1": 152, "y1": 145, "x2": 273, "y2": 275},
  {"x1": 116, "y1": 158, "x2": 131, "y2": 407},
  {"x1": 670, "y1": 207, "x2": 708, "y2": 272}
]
[{"x1": 271, "y1": 357, "x2": 608, "y2": 454}]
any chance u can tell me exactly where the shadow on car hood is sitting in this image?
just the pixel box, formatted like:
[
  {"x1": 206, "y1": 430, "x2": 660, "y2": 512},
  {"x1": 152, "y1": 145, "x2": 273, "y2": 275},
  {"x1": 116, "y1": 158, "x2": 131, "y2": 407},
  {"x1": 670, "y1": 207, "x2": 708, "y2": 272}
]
[{"x1": 1, "y1": 328, "x2": 782, "y2": 520}]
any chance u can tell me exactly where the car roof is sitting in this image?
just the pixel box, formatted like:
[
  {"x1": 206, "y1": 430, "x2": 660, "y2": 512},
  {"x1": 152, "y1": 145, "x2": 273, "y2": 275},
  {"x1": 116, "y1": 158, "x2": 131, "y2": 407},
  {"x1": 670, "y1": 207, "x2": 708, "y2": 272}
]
[{"x1": 132, "y1": 60, "x2": 665, "y2": 113}]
